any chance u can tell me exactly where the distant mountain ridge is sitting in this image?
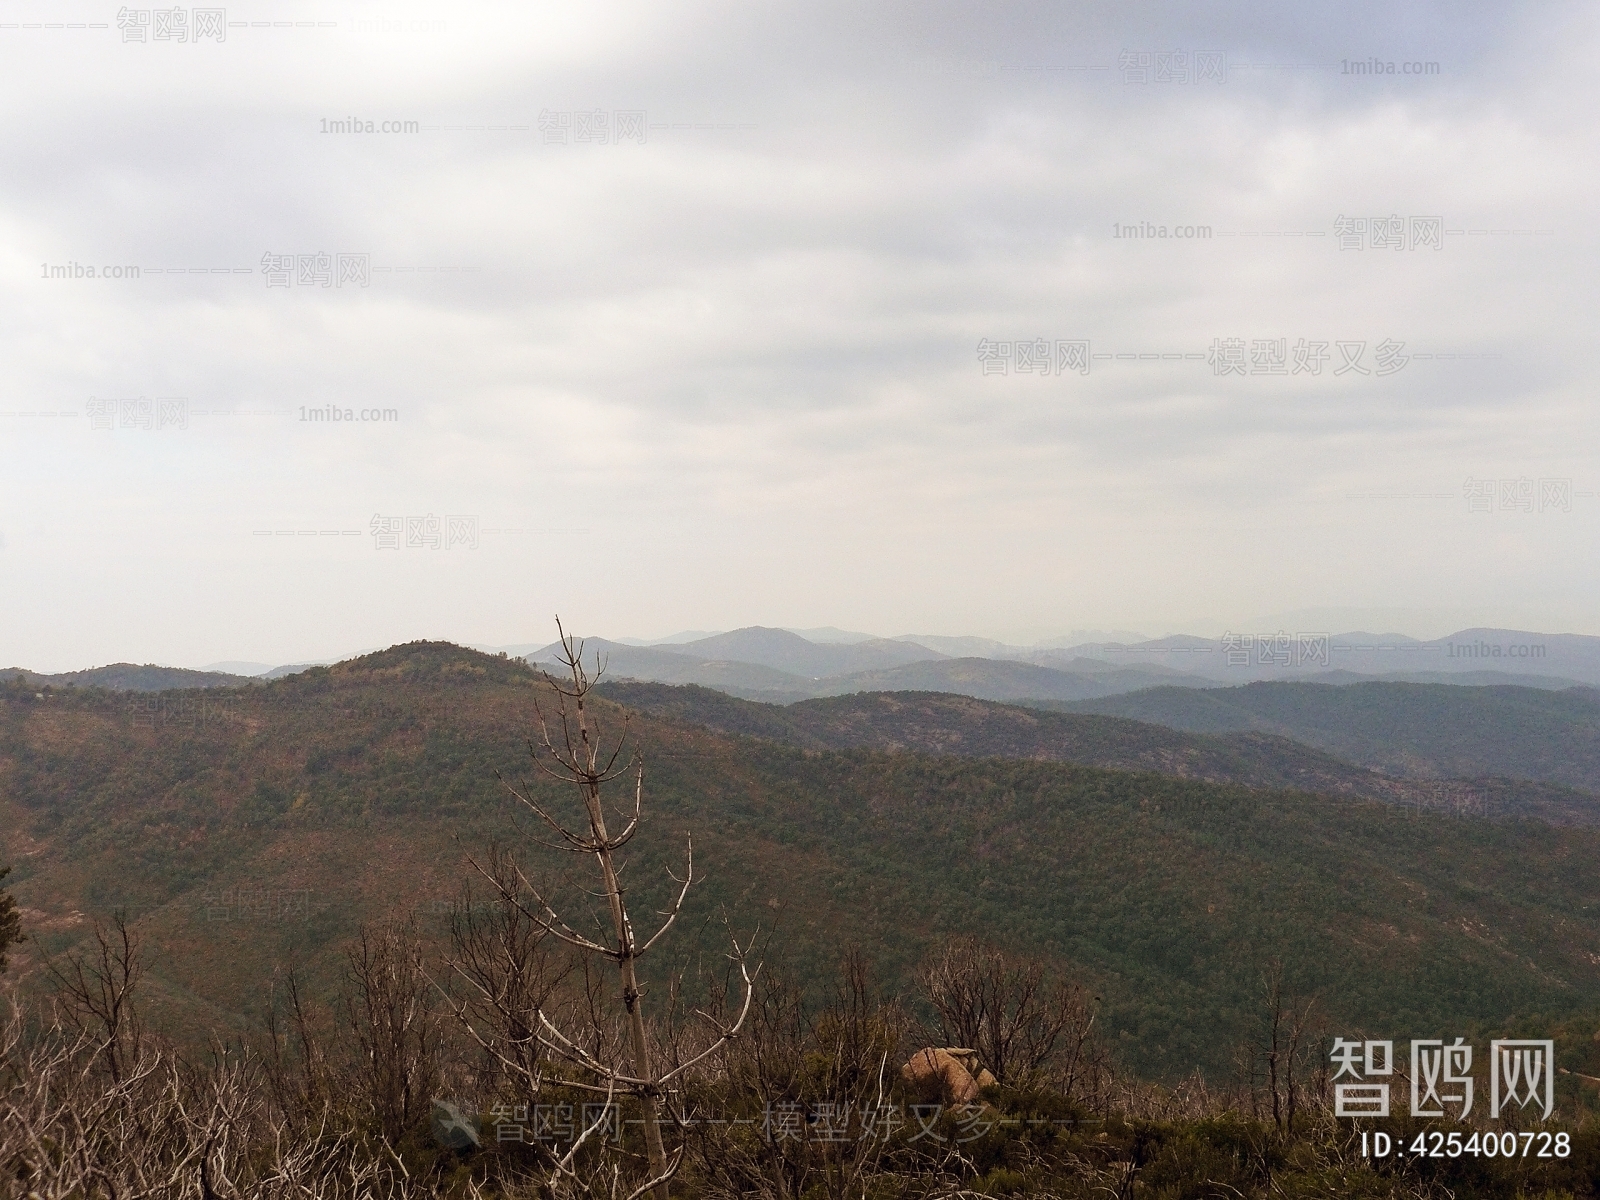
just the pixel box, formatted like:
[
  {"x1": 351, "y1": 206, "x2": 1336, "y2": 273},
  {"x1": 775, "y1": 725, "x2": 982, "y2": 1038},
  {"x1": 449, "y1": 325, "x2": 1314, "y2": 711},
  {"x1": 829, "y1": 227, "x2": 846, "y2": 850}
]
[
  {"x1": 655, "y1": 627, "x2": 948, "y2": 677},
  {"x1": 529, "y1": 638, "x2": 818, "y2": 699},
  {"x1": 810, "y1": 657, "x2": 1204, "y2": 702},
  {"x1": 590, "y1": 625, "x2": 1600, "y2": 687},
  {"x1": 21, "y1": 624, "x2": 1600, "y2": 697},
  {"x1": 4, "y1": 663, "x2": 254, "y2": 691},
  {"x1": 1051, "y1": 628, "x2": 1600, "y2": 685},
  {"x1": 530, "y1": 643, "x2": 1205, "y2": 705},
  {"x1": 7, "y1": 661, "x2": 323, "y2": 691},
  {"x1": 522, "y1": 624, "x2": 1600, "y2": 705}
]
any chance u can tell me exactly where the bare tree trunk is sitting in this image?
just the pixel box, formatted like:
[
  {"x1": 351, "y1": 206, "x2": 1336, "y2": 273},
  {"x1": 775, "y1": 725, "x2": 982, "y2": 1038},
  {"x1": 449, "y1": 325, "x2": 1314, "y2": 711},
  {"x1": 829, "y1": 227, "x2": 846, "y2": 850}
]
[
  {"x1": 1266, "y1": 963, "x2": 1283, "y2": 1133},
  {"x1": 574, "y1": 688, "x2": 670, "y2": 1200}
]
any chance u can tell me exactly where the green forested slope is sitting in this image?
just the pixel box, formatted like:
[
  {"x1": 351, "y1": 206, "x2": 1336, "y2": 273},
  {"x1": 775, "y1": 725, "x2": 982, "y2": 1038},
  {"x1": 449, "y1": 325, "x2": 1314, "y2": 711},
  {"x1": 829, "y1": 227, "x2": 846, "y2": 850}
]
[
  {"x1": 3, "y1": 646, "x2": 1598, "y2": 1081},
  {"x1": 597, "y1": 681, "x2": 1600, "y2": 826},
  {"x1": 1043, "y1": 680, "x2": 1600, "y2": 790}
]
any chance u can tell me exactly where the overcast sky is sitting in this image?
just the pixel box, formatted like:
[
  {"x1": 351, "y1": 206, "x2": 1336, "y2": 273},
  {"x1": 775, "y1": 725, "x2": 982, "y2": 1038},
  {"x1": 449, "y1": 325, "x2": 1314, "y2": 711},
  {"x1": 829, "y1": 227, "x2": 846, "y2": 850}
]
[{"x1": 2, "y1": 0, "x2": 1596, "y2": 671}]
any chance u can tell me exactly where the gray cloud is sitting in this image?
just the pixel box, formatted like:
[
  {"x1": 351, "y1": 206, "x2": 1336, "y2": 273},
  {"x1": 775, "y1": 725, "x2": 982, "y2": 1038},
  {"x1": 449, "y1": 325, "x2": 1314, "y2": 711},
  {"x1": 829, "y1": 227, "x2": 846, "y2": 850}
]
[{"x1": 2, "y1": 0, "x2": 1595, "y2": 669}]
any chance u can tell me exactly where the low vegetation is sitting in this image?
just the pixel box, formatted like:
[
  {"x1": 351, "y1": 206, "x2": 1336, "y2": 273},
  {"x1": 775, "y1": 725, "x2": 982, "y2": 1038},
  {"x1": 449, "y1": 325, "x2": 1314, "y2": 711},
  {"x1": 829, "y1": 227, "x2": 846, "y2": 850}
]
[{"x1": 4, "y1": 908, "x2": 1596, "y2": 1198}]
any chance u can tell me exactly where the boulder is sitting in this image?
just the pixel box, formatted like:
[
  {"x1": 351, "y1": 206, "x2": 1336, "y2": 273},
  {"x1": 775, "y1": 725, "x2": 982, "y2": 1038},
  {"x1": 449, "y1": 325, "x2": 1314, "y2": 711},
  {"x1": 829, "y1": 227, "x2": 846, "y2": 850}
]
[
  {"x1": 946, "y1": 1048, "x2": 997, "y2": 1091},
  {"x1": 900, "y1": 1047, "x2": 993, "y2": 1103}
]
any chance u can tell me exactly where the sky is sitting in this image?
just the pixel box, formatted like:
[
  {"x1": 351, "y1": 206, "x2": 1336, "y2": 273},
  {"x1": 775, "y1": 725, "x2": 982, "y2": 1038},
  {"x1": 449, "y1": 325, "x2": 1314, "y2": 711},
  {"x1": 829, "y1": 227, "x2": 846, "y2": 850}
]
[{"x1": 3, "y1": 0, "x2": 1597, "y2": 671}]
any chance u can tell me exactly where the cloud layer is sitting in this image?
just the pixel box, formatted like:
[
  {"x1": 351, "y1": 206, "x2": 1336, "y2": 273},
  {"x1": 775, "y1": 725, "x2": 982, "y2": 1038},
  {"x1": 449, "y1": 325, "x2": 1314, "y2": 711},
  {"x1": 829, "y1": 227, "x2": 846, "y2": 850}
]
[{"x1": 3, "y1": 0, "x2": 1596, "y2": 669}]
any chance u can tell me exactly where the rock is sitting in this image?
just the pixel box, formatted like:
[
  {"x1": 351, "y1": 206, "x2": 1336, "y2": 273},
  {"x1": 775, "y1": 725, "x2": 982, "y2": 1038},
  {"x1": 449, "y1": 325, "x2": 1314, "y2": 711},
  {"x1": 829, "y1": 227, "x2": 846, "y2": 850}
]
[{"x1": 901, "y1": 1047, "x2": 987, "y2": 1103}]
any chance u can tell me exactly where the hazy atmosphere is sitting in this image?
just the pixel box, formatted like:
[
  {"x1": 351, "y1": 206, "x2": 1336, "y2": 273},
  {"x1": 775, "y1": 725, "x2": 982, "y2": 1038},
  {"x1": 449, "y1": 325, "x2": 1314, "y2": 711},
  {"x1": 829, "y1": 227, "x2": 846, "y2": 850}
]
[{"x1": 5, "y1": 0, "x2": 1598, "y2": 670}]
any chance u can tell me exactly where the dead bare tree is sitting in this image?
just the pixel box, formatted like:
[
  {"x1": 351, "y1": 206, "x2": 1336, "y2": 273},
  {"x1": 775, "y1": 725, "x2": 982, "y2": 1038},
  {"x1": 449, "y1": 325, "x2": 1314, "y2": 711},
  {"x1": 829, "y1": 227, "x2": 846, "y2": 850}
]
[
  {"x1": 917, "y1": 935, "x2": 1098, "y2": 1094},
  {"x1": 9, "y1": 927, "x2": 431, "y2": 1200},
  {"x1": 685, "y1": 948, "x2": 912, "y2": 1200},
  {"x1": 40, "y1": 911, "x2": 148, "y2": 1087},
  {"x1": 442, "y1": 618, "x2": 758, "y2": 1200},
  {"x1": 262, "y1": 967, "x2": 339, "y2": 1133},
  {"x1": 1232, "y1": 959, "x2": 1321, "y2": 1136},
  {"x1": 345, "y1": 918, "x2": 446, "y2": 1147},
  {"x1": 444, "y1": 847, "x2": 575, "y2": 1101},
  {"x1": 1259, "y1": 959, "x2": 1319, "y2": 1134}
]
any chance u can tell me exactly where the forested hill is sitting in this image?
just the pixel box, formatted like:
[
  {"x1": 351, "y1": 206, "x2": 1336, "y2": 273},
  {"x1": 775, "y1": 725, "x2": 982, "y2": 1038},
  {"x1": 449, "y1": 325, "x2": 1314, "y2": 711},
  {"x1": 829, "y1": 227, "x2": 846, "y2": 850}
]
[
  {"x1": 1039, "y1": 680, "x2": 1600, "y2": 791},
  {"x1": 3, "y1": 643, "x2": 1599, "y2": 1081},
  {"x1": 6, "y1": 663, "x2": 252, "y2": 691},
  {"x1": 595, "y1": 680, "x2": 1600, "y2": 827}
]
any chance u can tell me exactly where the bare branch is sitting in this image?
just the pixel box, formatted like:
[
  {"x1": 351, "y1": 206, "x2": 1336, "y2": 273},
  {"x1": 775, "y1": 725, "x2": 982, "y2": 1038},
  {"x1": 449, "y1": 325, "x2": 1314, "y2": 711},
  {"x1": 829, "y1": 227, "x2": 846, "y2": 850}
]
[
  {"x1": 637, "y1": 839, "x2": 694, "y2": 959},
  {"x1": 621, "y1": 1147, "x2": 684, "y2": 1200}
]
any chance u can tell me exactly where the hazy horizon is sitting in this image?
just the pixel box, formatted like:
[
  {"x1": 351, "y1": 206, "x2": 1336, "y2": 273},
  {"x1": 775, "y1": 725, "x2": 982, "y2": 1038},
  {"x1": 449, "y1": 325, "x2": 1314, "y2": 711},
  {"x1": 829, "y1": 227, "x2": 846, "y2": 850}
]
[{"x1": 11, "y1": 612, "x2": 1600, "y2": 676}]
